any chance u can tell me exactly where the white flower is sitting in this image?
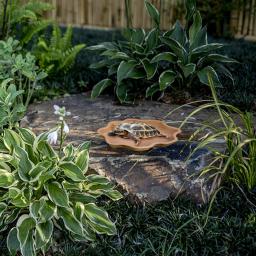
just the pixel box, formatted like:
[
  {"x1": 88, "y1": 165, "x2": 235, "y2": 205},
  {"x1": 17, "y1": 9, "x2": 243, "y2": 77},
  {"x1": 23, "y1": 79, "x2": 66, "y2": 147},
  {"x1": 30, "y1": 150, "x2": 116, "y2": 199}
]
[
  {"x1": 47, "y1": 129, "x2": 59, "y2": 145},
  {"x1": 63, "y1": 122, "x2": 69, "y2": 134},
  {"x1": 53, "y1": 105, "x2": 60, "y2": 115}
]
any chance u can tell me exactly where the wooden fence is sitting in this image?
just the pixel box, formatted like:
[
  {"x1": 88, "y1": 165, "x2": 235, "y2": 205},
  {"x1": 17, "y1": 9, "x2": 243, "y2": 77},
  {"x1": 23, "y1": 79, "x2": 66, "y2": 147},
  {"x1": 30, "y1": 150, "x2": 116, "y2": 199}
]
[{"x1": 41, "y1": 0, "x2": 256, "y2": 41}]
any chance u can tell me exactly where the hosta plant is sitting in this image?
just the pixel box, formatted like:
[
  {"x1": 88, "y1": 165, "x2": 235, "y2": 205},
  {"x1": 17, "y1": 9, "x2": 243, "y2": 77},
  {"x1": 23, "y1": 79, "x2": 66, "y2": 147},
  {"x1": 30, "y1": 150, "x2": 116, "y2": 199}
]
[
  {"x1": 88, "y1": 0, "x2": 236, "y2": 103},
  {"x1": 87, "y1": 0, "x2": 161, "y2": 103},
  {"x1": 0, "y1": 37, "x2": 47, "y2": 107},
  {"x1": 0, "y1": 78, "x2": 26, "y2": 130},
  {"x1": 0, "y1": 107, "x2": 122, "y2": 256}
]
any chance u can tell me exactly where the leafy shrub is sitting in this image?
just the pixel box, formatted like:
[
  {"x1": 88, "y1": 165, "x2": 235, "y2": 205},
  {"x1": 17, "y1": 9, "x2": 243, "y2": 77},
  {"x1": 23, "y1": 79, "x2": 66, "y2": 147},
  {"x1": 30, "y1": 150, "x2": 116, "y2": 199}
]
[
  {"x1": 0, "y1": 79, "x2": 26, "y2": 130},
  {"x1": 0, "y1": 0, "x2": 52, "y2": 43},
  {"x1": 88, "y1": 0, "x2": 235, "y2": 104},
  {"x1": 0, "y1": 106, "x2": 122, "y2": 256},
  {"x1": 0, "y1": 37, "x2": 47, "y2": 107},
  {"x1": 33, "y1": 24, "x2": 86, "y2": 76}
]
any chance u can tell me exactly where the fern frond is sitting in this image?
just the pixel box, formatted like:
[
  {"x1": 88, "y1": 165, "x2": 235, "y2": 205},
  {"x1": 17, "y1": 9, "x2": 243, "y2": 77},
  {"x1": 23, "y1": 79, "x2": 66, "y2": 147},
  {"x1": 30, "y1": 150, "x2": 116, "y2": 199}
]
[
  {"x1": 21, "y1": 20, "x2": 52, "y2": 44},
  {"x1": 60, "y1": 25, "x2": 72, "y2": 50},
  {"x1": 11, "y1": 8, "x2": 37, "y2": 23},
  {"x1": 50, "y1": 24, "x2": 61, "y2": 49},
  {"x1": 58, "y1": 44, "x2": 86, "y2": 73}
]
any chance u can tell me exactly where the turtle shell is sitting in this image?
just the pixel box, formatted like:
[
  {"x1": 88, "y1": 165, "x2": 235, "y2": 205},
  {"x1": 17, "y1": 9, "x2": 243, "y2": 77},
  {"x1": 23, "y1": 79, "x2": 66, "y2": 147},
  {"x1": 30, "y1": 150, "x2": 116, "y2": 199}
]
[{"x1": 116, "y1": 122, "x2": 162, "y2": 138}]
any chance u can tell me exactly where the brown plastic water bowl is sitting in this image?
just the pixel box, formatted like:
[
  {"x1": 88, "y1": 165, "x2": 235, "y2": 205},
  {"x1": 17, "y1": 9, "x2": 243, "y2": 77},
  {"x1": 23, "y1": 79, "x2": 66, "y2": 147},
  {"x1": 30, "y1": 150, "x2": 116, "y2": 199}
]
[{"x1": 97, "y1": 118, "x2": 181, "y2": 152}]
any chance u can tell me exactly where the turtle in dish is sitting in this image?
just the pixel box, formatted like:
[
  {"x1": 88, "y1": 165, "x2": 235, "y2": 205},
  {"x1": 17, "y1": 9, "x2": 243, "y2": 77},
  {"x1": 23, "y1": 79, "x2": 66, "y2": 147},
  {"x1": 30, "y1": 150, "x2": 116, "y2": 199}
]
[{"x1": 108, "y1": 122, "x2": 167, "y2": 145}]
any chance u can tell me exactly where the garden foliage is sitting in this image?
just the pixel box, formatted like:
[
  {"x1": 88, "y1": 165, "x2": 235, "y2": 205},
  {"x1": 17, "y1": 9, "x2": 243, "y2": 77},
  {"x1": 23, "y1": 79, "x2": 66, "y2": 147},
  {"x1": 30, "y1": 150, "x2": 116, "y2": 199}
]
[
  {"x1": 0, "y1": 107, "x2": 122, "y2": 256},
  {"x1": 0, "y1": 0, "x2": 52, "y2": 43},
  {"x1": 33, "y1": 25, "x2": 86, "y2": 76},
  {"x1": 0, "y1": 37, "x2": 47, "y2": 107},
  {"x1": 88, "y1": 0, "x2": 236, "y2": 103}
]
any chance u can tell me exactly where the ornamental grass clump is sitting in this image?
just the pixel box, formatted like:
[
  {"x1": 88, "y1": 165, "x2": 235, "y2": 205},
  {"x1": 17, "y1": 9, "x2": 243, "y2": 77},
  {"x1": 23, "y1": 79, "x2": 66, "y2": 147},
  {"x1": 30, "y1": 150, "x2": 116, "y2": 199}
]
[
  {"x1": 168, "y1": 72, "x2": 256, "y2": 192},
  {"x1": 0, "y1": 105, "x2": 122, "y2": 256}
]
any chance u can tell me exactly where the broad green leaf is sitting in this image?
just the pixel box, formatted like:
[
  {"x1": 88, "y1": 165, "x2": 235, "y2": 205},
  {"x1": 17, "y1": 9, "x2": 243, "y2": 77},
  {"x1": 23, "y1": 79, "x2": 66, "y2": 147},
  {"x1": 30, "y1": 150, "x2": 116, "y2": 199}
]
[
  {"x1": 161, "y1": 37, "x2": 187, "y2": 62},
  {"x1": 191, "y1": 26, "x2": 208, "y2": 49},
  {"x1": 77, "y1": 141, "x2": 91, "y2": 151},
  {"x1": 189, "y1": 11, "x2": 202, "y2": 45},
  {"x1": 87, "y1": 42, "x2": 117, "y2": 51},
  {"x1": 17, "y1": 128, "x2": 36, "y2": 146},
  {"x1": 151, "y1": 52, "x2": 176, "y2": 63},
  {"x1": 141, "y1": 58, "x2": 158, "y2": 79},
  {"x1": 0, "y1": 169, "x2": 14, "y2": 188},
  {"x1": 91, "y1": 79, "x2": 112, "y2": 99},
  {"x1": 84, "y1": 203, "x2": 116, "y2": 235},
  {"x1": 159, "y1": 70, "x2": 176, "y2": 91},
  {"x1": 145, "y1": 0, "x2": 160, "y2": 27},
  {"x1": 89, "y1": 59, "x2": 109, "y2": 69},
  {"x1": 3, "y1": 129, "x2": 23, "y2": 152},
  {"x1": 197, "y1": 66, "x2": 222, "y2": 88},
  {"x1": 131, "y1": 28, "x2": 145, "y2": 44},
  {"x1": 146, "y1": 83, "x2": 160, "y2": 98},
  {"x1": 185, "y1": 0, "x2": 196, "y2": 23},
  {"x1": 117, "y1": 60, "x2": 136, "y2": 84},
  {"x1": 170, "y1": 21, "x2": 187, "y2": 46},
  {"x1": 28, "y1": 163, "x2": 46, "y2": 182},
  {"x1": 111, "y1": 52, "x2": 130, "y2": 60},
  {"x1": 0, "y1": 202, "x2": 7, "y2": 217},
  {"x1": 145, "y1": 28, "x2": 159, "y2": 51},
  {"x1": 7, "y1": 227, "x2": 20, "y2": 256},
  {"x1": 178, "y1": 62, "x2": 196, "y2": 77},
  {"x1": 116, "y1": 83, "x2": 131, "y2": 103},
  {"x1": 17, "y1": 215, "x2": 36, "y2": 247},
  {"x1": 75, "y1": 149, "x2": 89, "y2": 173},
  {"x1": 205, "y1": 54, "x2": 237, "y2": 63},
  {"x1": 191, "y1": 43, "x2": 223, "y2": 56},
  {"x1": 45, "y1": 182, "x2": 69, "y2": 207},
  {"x1": 37, "y1": 140, "x2": 57, "y2": 159},
  {"x1": 35, "y1": 220, "x2": 53, "y2": 249},
  {"x1": 59, "y1": 162, "x2": 86, "y2": 182},
  {"x1": 57, "y1": 207, "x2": 84, "y2": 236},
  {"x1": 20, "y1": 230, "x2": 35, "y2": 256},
  {"x1": 212, "y1": 63, "x2": 234, "y2": 84},
  {"x1": 104, "y1": 190, "x2": 123, "y2": 201},
  {"x1": 69, "y1": 192, "x2": 96, "y2": 204}
]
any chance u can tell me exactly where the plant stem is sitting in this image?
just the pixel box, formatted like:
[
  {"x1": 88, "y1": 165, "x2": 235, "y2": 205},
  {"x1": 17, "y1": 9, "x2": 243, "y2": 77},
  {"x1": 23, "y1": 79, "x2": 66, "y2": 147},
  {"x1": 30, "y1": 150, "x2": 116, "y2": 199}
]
[
  {"x1": 1, "y1": 0, "x2": 9, "y2": 39},
  {"x1": 58, "y1": 120, "x2": 64, "y2": 157}
]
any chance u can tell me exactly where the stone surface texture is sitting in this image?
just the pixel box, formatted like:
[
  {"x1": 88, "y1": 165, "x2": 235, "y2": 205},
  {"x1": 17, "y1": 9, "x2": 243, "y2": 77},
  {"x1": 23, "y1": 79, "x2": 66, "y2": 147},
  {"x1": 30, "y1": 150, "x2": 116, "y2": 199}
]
[{"x1": 25, "y1": 94, "x2": 230, "y2": 204}]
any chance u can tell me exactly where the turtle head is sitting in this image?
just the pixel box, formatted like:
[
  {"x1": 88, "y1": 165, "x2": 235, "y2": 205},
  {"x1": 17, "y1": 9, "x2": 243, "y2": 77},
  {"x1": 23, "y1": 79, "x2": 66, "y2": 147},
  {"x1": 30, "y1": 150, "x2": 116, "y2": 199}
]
[{"x1": 108, "y1": 127, "x2": 127, "y2": 137}]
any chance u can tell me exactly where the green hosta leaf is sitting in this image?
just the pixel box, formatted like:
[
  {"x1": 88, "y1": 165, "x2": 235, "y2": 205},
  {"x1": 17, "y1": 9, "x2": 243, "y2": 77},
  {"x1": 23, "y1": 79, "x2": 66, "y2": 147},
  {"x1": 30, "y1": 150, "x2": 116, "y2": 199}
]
[
  {"x1": 131, "y1": 28, "x2": 145, "y2": 44},
  {"x1": 185, "y1": 0, "x2": 196, "y2": 23},
  {"x1": 146, "y1": 83, "x2": 160, "y2": 98},
  {"x1": 57, "y1": 207, "x2": 84, "y2": 237},
  {"x1": 117, "y1": 60, "x2": 144, "y2": 85},
  {"x1": 3, "y1": 129, "x2": 23, "y2": 152},
  {"x1": 30, "y1": 199, "x2": 55, "y2": 222},
  {"x1": 0, "y1": 202, "x2": 7, "y2": 218},
  {"x1": 35, "y1": 220, "x2": 53, "y2": 249},
  {"x1": 75, "y1": 149, "x2": 89, "y2": 173},
  {"x1": 0, "y1": 169, "x2": 14, "y2": 188},
  {"x1": 87, "y1": 42, "x2": 117, "y2": 51},
  {"x1": 37, "y1": 140, "x2": 57, "y2": 159},
  {"x1": 151, "y1": 52, "x2": 176, "y2": 63},
  {"x1": 84, "y1": 203, "x2": 116, "y2": 235},
  {"x1": 89, "y1": 59, "x2": 109, "y2": 69},
  {"x1": 212, "y1": 63, "x2": 234, "y2": 84},
  {"x1": 191, "y1": 43, "x2": 223, "y2": 56},
  {"x1": 161, "y1": 37, "x2": 187, "y2": 63},
  {"x1": 91, "y1": 79, "x2": 112, "y2": 99},
  {"x1": 0, "y1": 152, "x2": 13, "y2": 162},
  {"x1": 111, "y1": 52, "x2": 130, "y2": 60},
  {"x1": 191, "y1": 26, "x2": 207, "y2": 49},
  {"x1": 189, "y1": 11, "x2": 202, "y2": 46},
  {"x1": 7, "y1": 227, "x2": 20, "y2": 256},
  {"x1": 141, "y1": 58, "x2": 158, "y2": 79},
  {"x1": 45, "y1": 182, "x2": 69, "y2": 207},
  {"x1": 59, "y1": 162, "x2": 86, "y2": 182},
  {"x1": 145, "y1": 28, "x2": 159, "y2": 51},
  {"x1": 116, "y1": 82, "x2": 131, "y2": 103},
  {"x1": 104, "y1": 190, "x2": 123, "y2": 201},
  {"x1": 198, "y1": 66, "x2": 222, "y2": 88},
  {"x1": 28, "y1": 163, "x2": 47, "y2": 182},
  {"x1": 77, "y1": 141, "x2": 91, "y2": 151},
  {"x1": 69, "y1": 192, "x2": 96, "y2": 204},
  {"x1": 17, "y1": 128, "x2": 36, "y2": 146},
  {"x1": 170, "y1": 21, "x2": 187, "y2": 46},
  {"x1": 145, "y1": 0, "x2": 160, "y2": 27},
  {"x1": 17, "y1": 215, "x2": 36, "y2": 256},
  {"x1": 205, "y1": 54, "x2": 237, "y2": 63},
  {"x1": 15, "y1": 146, "x2": 34, "y2": 182},
  {"x1": 178, "y1": 62, "x2": 196, "y2": 78},
  {"x1": 159, "y1": 71, "x2": 176, "y2": 91}
]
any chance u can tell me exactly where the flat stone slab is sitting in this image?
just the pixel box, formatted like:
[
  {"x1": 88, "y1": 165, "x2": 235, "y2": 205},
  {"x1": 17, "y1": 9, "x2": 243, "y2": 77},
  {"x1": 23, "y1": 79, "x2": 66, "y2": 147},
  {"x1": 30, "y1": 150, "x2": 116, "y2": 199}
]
[{"x1": 26, "y1": 94, "x2": 227, "y2": 204}]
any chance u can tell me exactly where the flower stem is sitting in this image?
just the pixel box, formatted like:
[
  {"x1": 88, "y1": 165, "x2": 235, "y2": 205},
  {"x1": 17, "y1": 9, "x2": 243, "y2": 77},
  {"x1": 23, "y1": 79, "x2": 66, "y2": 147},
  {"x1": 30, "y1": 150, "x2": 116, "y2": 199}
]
[{"x1": 58, "y1": 120, "x2": 64, "y2": 156}]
